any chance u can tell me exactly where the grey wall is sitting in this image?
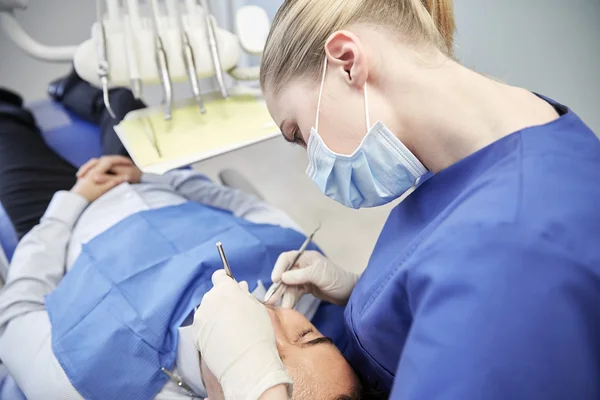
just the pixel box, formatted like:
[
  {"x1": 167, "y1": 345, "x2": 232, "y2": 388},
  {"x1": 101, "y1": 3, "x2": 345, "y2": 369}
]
[
  {"x1": 0, "y1": 0, "x2": 598, "y2": 131},
  {"x1": 454, "y1": 0, "x2": 600, "y2": 133},
  {"x1": 0, "y1": 0, "x2": 94, "y2": 101}
]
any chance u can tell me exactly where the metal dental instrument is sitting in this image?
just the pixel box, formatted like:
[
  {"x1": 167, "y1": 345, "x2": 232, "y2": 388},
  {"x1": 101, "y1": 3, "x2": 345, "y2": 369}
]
[
  {"x1": 161, "y1": 367, "x2": 194, "y2": 396},
  {"x1": 150, "y1": 0, "x2": 173, "y2": 120},
  {"x1": 216, "y1": 242, "x2": 234, "y2": 279},
  {"x1": 172, "y1": 0, "x2": 206, "y2": 114},
  {"x1": 124, "y1": 0, "x2": 143, "y2": 100},
  {"x1": 95, "y1": 0, "x2": 116, "y2": 119},
  {"x1": 263, "y1": 222, "x2": 322, "y2": 303},
  {"x1": 199, "y1": 0, "x2": 228, "y2": 98},
  {"x1": 142, "y1": 117, "x2": 162, "y2": 157}
]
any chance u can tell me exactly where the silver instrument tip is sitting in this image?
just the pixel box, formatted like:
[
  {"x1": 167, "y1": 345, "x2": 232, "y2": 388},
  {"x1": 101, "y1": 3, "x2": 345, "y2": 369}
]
[{"x1": 216, "y1": 242, "x2": 233, "y2": 279}]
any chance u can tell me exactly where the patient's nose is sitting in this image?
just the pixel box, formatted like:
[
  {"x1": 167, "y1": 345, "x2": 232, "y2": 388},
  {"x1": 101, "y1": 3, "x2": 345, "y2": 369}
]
[{"x1": 265, "y1": 307, "x2": 288, "y2": 349}]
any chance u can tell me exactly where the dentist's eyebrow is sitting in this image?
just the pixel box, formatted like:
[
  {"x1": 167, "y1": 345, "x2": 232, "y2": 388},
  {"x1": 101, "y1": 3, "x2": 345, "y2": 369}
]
[{"x1": 301, "y1": 336, "x2": 334, "y2": 348}]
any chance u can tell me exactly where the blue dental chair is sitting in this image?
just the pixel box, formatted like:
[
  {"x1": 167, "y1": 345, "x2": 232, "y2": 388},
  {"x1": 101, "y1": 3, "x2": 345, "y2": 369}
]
[
  {"x1": 0, "y1": 99, "x2": 100, "y2": 400},
  {"x1": 0, "y1": 100, "x2": 102, "y2": 264}
]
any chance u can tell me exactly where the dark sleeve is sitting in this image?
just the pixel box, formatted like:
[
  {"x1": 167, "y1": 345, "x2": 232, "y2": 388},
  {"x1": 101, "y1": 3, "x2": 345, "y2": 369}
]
[{"x1": 389, "y1": 224, "x2": 600, "y2": 400}]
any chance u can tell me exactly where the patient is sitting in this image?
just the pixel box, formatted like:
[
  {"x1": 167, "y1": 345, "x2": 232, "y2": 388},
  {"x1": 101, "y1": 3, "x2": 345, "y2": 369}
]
[
  {"x1": 0, "y1": 84, "x2": 372, "y2": 399},
  {"x1": 200, "y1": 306, "x2": 360, "y2": 400}
]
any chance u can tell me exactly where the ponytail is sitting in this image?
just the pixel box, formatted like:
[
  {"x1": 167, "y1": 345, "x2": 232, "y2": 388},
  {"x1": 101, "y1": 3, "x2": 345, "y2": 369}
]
[
  {"x1": 422, "y1": 0, "x2": 455, "y2": 55},
  {"x1": 261, "y1": 0, "x2": 457, "y2": 93}
]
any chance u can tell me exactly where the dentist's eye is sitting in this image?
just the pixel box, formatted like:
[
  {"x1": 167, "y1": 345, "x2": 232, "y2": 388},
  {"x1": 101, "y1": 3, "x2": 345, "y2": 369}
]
[{"x1": 291, "y1": 128, "x2": 306, "y2": 147}]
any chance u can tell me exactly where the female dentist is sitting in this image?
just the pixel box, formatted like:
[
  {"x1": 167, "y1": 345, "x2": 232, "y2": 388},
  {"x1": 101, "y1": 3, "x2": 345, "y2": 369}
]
[{"x1": 193, "y1": 0, "x2": 600, "y2": 399}]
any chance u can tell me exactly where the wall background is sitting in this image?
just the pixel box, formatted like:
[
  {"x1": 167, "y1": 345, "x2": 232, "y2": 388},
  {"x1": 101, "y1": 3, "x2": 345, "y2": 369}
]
[
  {"x1": 1, "y1": 0, "x2": 598, "y2": 131},
  {"x1": 453, "y1": 0, "x2": 600, "y2": 133}
]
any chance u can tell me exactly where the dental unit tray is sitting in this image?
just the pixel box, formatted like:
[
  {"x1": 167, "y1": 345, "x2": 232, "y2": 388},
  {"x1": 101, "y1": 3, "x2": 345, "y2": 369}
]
[
  {"x1": 0, "y1": 1, "x2": 270, "y2": 90},
  {"x1": 114, "y1": 87, "x2": 279, "y2": 174},
  {"x1": 1, "y1": 0, "x2": 275, "y2": 159}
]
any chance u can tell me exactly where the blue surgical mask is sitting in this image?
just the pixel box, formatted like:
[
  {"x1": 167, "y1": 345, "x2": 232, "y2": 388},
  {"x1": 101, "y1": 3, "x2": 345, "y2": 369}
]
[{"x1": 306, "y1": 58, "x2": 428, "y2": 209}]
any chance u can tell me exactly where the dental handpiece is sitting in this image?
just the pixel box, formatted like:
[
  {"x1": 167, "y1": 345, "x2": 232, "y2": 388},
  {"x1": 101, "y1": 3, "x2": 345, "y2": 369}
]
[
  {"x1": 182, "y1": 32, "x2": 206, "y2": 114},
  {"x1": 199, "y1": 0, "x2": 228, "y2": 98},
  {"x1": 95, "y1": 0, "x2": 116, "y2": 119},
  {"x1": 150, "y1": 0, "x2": 173, "y2": 121},
  {"x1": 123, "y1": 0, "x2": 143, "y2": 100},
  {"x1": 155, "y1": 37, "x2": 173, "y2": 121},
  {"x1": 171, "y1": 0, "x2": 206, "y2": 114}
]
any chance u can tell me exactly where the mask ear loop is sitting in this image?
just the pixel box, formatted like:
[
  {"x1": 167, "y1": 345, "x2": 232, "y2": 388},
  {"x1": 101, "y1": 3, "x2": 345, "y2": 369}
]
[
  {"x1": 315, "y1": 57, "x2": 328, "y2": 132},
  {"x1": 364, "y1": 81, "x2": 371, "y2": 130},
  {"x1": 316, "y1": 57, "x2": 370, "y2": 132}
]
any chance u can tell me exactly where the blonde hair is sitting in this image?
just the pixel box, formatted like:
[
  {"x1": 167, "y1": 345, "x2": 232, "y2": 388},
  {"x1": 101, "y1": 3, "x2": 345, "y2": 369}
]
[{"x1": 260, "y1": 0, "x2": 455, "y2": 94}]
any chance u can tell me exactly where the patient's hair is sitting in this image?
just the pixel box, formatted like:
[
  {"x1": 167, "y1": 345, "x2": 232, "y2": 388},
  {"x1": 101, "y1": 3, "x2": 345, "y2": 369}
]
[{"x1": 336, "y1": 383, "x2": 389, "y2": 400}]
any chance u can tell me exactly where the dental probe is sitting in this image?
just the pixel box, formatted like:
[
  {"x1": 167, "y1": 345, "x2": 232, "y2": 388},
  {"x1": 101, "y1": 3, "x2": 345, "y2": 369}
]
[
  {"x1": 216, "y1": 242, "x2": 234, "y2": 279},
  {"x1": 263, "y1": 222, "x2": 322, "y2": 303}
]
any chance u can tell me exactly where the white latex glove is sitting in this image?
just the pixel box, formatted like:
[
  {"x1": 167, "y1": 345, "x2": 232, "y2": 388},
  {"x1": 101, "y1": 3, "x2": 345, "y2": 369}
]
[
  {"x1": 193, "y1": 270, "x2": 292, "y2": 400},
  {"x1": 267, "y1": 250, "x2": 360, "y2": 308}
]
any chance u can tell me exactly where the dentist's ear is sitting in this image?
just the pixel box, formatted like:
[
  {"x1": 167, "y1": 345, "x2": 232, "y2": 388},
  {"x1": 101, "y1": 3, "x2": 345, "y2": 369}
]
[{"x1": 324, "y1": 30, "x2": 369, "y2": 89}]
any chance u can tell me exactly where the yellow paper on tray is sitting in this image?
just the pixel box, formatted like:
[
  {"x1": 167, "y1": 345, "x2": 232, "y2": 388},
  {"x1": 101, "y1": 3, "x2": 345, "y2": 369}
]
[{"x1": 115, "y1": 94, "x2": 278, "y2": 174}]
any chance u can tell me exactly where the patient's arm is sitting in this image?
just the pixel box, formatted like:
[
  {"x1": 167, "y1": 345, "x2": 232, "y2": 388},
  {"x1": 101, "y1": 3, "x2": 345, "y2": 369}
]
[
  {"x1": 142, "y1": 170, "x2": 302, "y2": 232},
  {"x1": 80, "y1": 156, "x2": 301, "y2": 230},
  {"x1": 0, "y1": 191, "x2": 88, "y2": 399}
]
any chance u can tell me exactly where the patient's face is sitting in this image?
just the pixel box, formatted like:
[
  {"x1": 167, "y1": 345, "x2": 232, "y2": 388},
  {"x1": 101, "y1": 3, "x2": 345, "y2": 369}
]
[{"x1": 200, "y1": 306, "x2": 357, "y2": 400}]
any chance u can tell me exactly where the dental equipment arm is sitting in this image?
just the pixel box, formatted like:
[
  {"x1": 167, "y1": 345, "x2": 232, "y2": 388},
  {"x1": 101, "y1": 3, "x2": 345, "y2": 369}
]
[
  {"x1": 235, "y1": 5, "x2": 269, "y2": 56},
  {"x1": 0, "y1": 11, "x2": 76, "y2": 62},
  {"x1": 3, "y1": 1, "x2": 269, "y2": 88},
  {"x1": 0, "y1": 0, "x2": 75, "y2": 63},
  {"x1": 0, "y1": 0, "x2": 25, "y2": 12}
]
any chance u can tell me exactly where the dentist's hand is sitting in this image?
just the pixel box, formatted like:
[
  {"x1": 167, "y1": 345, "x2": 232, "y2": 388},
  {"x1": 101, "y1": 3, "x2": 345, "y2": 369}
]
[
  {"x1": 267, "y1": 251, "x2": 360, "y2": 308},
  {"x1": 193, "y1": 270, "x2": 292, "y2": 400}
]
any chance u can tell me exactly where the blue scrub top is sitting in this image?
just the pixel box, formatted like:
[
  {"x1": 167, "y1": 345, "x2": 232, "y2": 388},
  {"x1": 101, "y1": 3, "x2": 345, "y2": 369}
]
[{"x1": 345, "y1": 98, "x2": 600, "y2": 399}]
